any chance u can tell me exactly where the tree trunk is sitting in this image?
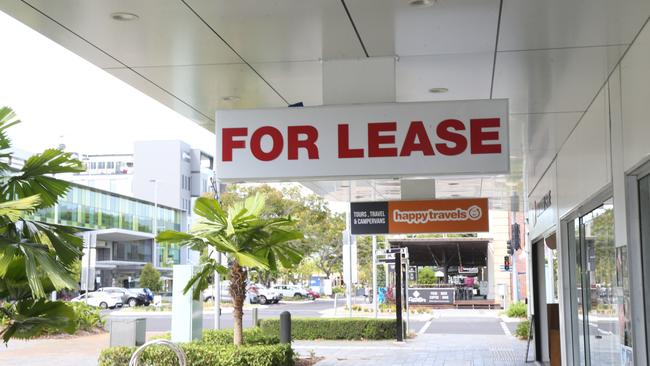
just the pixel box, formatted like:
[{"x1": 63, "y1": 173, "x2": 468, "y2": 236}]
[{"x1": 230, "y1": 260, "x2": 247, "y2": 346}]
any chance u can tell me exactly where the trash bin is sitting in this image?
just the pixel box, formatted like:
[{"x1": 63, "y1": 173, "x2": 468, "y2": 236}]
[{"x1": 110, "y1": 317, "x2": 146, "y2": 347}]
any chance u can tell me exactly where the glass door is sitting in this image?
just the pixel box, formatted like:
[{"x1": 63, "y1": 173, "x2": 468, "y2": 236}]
[
  {"x1": 638, "y1": 174, "x2": 650, "y2": 362},
  {"x1": 570, "y1": 199, "x2": 629, "y2": 365}
]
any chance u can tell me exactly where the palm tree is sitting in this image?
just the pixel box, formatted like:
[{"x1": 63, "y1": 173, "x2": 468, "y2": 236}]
[
  {"x1": 0, "y1": 107, "x2": 85, "y2": 342},
  {"x1": 157, "y1": 194, "x2": 303, "y2": 345}
]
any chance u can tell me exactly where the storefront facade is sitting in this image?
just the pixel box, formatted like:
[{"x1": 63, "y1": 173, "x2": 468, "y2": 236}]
[{"x1": 526, "y1": 21, "x2": 650, "y2": 365}]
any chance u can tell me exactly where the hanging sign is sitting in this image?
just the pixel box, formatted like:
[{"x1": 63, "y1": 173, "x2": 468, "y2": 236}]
[
  {"x1": 350, "y1": 198, "x2": 489, "y2": 235},
  {"x1": 216, "y1": 100, "x2": 509, "y2": 181}
]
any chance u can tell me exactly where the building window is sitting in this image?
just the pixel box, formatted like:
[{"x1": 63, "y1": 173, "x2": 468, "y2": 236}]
[{"x1": 112, "y1": 240, "x2": 152, "y2": 262}]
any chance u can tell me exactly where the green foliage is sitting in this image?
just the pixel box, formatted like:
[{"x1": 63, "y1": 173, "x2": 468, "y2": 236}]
[
  {"x1": 154, "y1": 328, "x2": 279, "y2": 345},
  {"x1": 139, "y1": 262, "x2": 162, "y2": 292},
  {"x1": 0, "y1": 107, "x2": 85, "y2": 343},
  {"x1": 157, "y1": 193, "x2": 303, "y2": 345},
  {"x1": 417, "y1": 267, "x2": 437, "y2": 285},
  {"x1": 0, "y1": 298, "x2": 76, "y2": 342},
  {"x1": 506, "y1": 301, "x2": 528, "y2": 318},
  {"x1": 259, "y1": 318, "x2": 397, "y2": 340},
  {"x1": 98, "y1": 343, "x2": 294, "y2": 366},
  {"x1": 514, "y1": 320, "x2": 530, "y2": 340},
  {"x1": 331, "y1": 286, "x2": 345, "y2": 295},
  {"x1": 67, "y1": 301, "x2": 105, "y2": 331},
  {"x1": 220, "y1": 184, "x2": 345, "y2": 281}
]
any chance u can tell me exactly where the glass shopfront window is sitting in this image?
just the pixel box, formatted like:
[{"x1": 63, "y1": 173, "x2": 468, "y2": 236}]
[
  {"x1": 112, "y1": 240, "x2": 152, "y2": 262},
  {"x1": 568, "y1": 199, "x2": 632, "y2": 365}
]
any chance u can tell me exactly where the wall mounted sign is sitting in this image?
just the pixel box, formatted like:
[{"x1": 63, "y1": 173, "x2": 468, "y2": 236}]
[
  {"x1": 408, "y1": 288, "x2": 455, "y2": 305},
  {"x1": 216, "y1": 100, "x2": 509, "y2": 181},
  {"x1": 350, "y1": 198, "x2": 489, "y2": 235}
]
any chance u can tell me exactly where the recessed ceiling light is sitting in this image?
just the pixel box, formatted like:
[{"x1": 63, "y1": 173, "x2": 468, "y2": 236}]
[
  {"x1": 409, "y1": 0, "x2": 435, "y2": 7},
  {"x1": 221, "y1": 96, "x2": 241, "y2": 102},
  {"x1": 110, "y1": 12, "x2": 139, "y2": 21},
  {"x1": 429, "y1": 87, "x2": 449, "y2": 94}
]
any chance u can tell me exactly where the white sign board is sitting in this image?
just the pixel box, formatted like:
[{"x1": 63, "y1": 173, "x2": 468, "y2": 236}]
[{"x1": 215, "y1": 100, "x2": 509, "y2": 181}]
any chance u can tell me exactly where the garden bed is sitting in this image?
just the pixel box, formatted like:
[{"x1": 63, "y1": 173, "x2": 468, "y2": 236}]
[{"x1": 259, "y1": 317, "x2": 398, "y2": 340}]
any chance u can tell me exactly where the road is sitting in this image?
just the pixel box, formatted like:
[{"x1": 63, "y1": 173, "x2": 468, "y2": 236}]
[{"x1": 106, "y1": 298, "x2": 432, "y2": 334}]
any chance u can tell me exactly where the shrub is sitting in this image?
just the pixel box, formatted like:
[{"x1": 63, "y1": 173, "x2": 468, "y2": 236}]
[
  {"x1": 259, "y1": 318, "x2": 396, "y2": 340},
  {"x1": 152, "y1": 327, "x2": 279, "y2": 345},
  {"x1": 506, "y1": 302, "x2": 528, "y2": 318},
  {"x1": 68, "y1": 301, "x2": 105, "y2": 331},
  {"x1": 139, "y1": 262, "x2": 162, "y2": 292},
  {"x1": 98, "y1": 343, "x2": 294, "y2": 366},
  {"x1": 331, "y1": 286, "x2": 345, "y2": 295},
  {"x1": 417, "y1": 268, "x2": 437, "y2": 285},
  {"x1": 514, "y1": 320, "x2": 530, "y2": 340}
]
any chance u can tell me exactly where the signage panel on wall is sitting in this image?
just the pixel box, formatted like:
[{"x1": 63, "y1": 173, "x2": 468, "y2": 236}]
[
  {"x1": 216, "y1": 100, "x2": 509, "y2": 181},
  {"x1": 350, "y1": 198, "x2": 489, "y2": 235},
  {"x1": 408, "y1": 288, "x2": 455, "y2": 305}
]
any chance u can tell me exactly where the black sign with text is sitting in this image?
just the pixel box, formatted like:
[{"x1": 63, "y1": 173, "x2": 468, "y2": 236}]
[
  {"x1": 407, "y1": 288, "x2": 455, "y2": 305},
  {"x1": 350, "y1": 201, "x2": 389, "y2": 235}
]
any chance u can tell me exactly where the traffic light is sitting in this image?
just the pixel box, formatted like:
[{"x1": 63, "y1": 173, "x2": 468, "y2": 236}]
[
  {"x1": 504, "y1": 256, "x2": 511, "y2": 271},
  {"x1": 512, "y1": 223, "x2": 521, "y2": 251},
  {"x1": 507, "y1": 240, "x2": 513, "y2": 255}
]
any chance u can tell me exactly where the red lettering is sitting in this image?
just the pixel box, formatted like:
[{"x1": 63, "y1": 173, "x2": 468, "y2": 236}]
[
  {"x1": 368, "y1": 122, "x2": 398, "y2": 157},
  {"x1": 288, "y1": 125, "x2": 319, "y2": 160},
  {"x1": 435, "y1": 119, "x2": 467, "y2": 156},
  {"x1": 221, "y1": 127, "x2": 248, "y2": 162},
  {"x1": 250, "y1": 126, "x2": 284, "y2": 161},
  {"x1": 471, "y1": 118, "x2": 501, "y2": 154},
  {"x1": 338, "y1": 124, "x2": 364, "y2": 158},
  {"x1": 400, "y1": 121, "x2": 434, "y2": 157}
]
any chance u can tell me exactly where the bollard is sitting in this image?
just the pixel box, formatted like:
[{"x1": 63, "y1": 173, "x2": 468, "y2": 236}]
[
  {"x1": 252, "y1": 308, "x2": 259, "y2": 327},
  {"x1": 280, "y1": 311, "x2": 291, "y2": 344}
]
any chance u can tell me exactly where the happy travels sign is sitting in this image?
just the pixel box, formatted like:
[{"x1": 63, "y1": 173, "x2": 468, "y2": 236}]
[
  {"x1": 350, "y1": 198, "x2": 489, "y2": 235},
  {"x1": 215, "y1": 100, "x2": 509, "y2": 181}
]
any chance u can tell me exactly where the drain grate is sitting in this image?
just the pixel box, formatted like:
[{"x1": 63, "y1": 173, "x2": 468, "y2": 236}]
[{"x1": 490, "y1": 349, "x2": 518, "y2": 361}]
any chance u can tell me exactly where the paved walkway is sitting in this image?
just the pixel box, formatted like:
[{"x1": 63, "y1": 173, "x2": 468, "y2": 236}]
[
  {"x1": 294, "y1": 334, "x2": 530, "y2": 366},
  {"x1": 0, "y1": 309, "x2": 529, "y2": 366},
  {"x1": 0, "y1": 332, "x2": 109, "y2": 366}
]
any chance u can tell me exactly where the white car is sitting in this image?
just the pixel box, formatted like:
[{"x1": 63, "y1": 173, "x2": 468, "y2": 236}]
[
  {"x1": 248, "y1": 283, "x2": 282, "y2": 304},
  {"x1": 72, "y1": 292, "x2": 123, "y2": 309},
  {"x1": 271, "y1": 284, "x2": 310, "y2": 299}
]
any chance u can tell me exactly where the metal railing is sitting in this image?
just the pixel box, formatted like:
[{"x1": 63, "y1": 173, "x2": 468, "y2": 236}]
[{"x1": 129, "y1": 339, "x2": 187, "y2": 366}]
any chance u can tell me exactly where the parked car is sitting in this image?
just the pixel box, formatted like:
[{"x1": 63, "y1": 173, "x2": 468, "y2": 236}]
[
  {"x1": 202, "y1": 281, "x2": 259, "y2": 304},
  {"x1": 306, "y1": 289, "x2": 321, "y2": 300},
  {"x1": 271, "y1": 284, "x2": 310, "y2": 299},
  {"x1": 248, "y1": 283, "x2": 282, "y2": 304},
  {"x1": 97, "y1": 287, "x2": 149, "y2": 307},
  {"x1": 130, "y1": 288, "x2": 154, "y2": 304},
  {"x1": 72, "y1": 292, "x2": 122, "y2": 309}
]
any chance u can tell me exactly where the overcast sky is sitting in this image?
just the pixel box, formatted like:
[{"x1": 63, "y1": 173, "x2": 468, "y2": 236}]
[{"x1": 0, "y1": 10, "x2": 215, "y2": 156}]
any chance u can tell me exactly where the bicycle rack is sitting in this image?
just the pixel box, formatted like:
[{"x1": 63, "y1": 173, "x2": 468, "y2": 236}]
[{"x1": 128, "y1": 339, "x2": 187, "y2": 366}]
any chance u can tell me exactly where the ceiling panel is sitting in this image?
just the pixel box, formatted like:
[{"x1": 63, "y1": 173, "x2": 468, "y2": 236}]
[
  {"x1": 500, "y1": 0, "x2": 650, "y2": 51},
  {"x1": 396, "y1": 53, "x2": 492, "y2": 102},
  {"x1": 184, "y1": 0, "x2": 365, "y2": 63},
  {"x1": 105, "y1": 68, "x2": 214, "y2": 129},
  {"x1": 131, "y1": 64, "x2": 287, "y2": 126},
  {"x1": 347, "y1": 0, "x2": 500, "y2": 57},
  {"x1": 24, "y1": 0, "x2": 241, "y2": 67},
  {"x1": 493, "y1": 45, "x2": 624, "y2": 114},
  {"x1": 253, "y1": 61, "x2": 323, "y2": 107},
  {"x1": 0, "y1": 1, "x2": 121, "y2": 69}
]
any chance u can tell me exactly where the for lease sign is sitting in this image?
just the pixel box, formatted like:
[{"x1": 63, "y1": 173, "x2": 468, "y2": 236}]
[
  {"x1": 216, "y1": 99, "x2": 508, "y2": 181},
  {"x1": 350, "y1": 198, "x2": 489, "y2": 235}
]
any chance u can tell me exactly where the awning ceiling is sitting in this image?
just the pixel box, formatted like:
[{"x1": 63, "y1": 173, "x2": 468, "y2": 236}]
[{"x1": 389, "y1": 237, "x2": 490, "y2": 267}]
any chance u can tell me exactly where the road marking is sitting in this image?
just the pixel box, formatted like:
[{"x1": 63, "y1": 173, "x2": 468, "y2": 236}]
[
  {"x1": 418, "y1": 320, "x2": 432, "y2": 334},
  {"x1": 500, "y1": 321, "x2": 512, "y2": 336}
]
